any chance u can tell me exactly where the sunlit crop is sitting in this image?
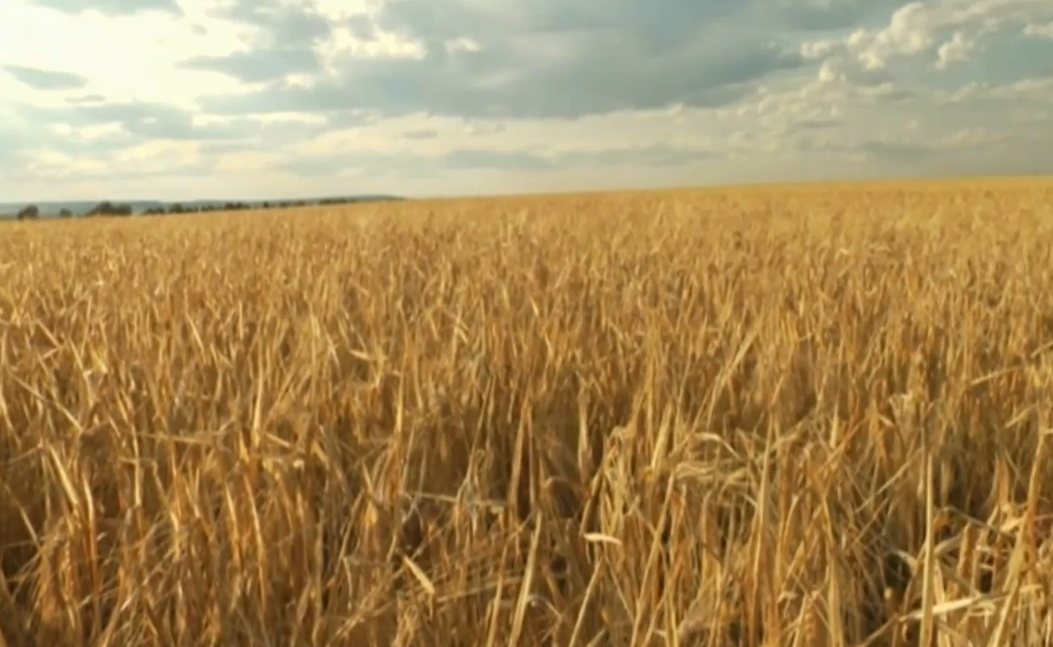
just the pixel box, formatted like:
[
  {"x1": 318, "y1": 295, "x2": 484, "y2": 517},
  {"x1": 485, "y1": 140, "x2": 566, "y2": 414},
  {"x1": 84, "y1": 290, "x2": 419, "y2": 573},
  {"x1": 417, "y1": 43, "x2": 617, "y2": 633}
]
[{"x1": 2, "y1": 179, "x2": 1053, "y2": 647}]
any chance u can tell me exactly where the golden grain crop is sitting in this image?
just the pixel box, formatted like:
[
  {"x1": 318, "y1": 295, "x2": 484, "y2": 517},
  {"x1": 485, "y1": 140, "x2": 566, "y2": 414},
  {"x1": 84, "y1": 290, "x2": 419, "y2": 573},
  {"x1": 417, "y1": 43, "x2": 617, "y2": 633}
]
[{"x1": 2, "y1": 180, "x2": 1053, "y2": 647}]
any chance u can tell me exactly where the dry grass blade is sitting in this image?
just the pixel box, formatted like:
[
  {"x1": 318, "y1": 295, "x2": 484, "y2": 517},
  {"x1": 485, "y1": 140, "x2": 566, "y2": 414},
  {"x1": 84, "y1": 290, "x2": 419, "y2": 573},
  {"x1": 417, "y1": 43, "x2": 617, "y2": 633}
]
[{"x1": 1, "y1": 181, "x2": 1053, "y2": 647}]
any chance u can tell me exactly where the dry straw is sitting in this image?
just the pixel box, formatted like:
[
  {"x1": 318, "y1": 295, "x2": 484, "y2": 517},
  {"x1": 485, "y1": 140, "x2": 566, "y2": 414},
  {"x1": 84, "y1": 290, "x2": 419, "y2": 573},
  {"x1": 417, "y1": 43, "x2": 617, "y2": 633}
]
[{"x1": 2, "y1": 180, "x2": 1053, "y2": 647}]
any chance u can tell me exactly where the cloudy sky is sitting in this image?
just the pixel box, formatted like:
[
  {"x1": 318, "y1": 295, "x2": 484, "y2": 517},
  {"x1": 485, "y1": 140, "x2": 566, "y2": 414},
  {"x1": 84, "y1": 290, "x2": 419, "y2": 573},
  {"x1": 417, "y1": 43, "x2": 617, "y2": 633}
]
[{"x1": 1, "y1": 0, "x2": 1051, "y2": 201}]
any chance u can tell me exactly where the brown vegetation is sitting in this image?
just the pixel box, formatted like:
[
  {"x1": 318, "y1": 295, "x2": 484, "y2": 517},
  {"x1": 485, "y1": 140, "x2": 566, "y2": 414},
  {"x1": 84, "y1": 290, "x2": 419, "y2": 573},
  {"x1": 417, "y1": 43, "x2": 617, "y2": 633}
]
[{"x1": 2, "y1": 180, "x2": 1053, "y2": 647}]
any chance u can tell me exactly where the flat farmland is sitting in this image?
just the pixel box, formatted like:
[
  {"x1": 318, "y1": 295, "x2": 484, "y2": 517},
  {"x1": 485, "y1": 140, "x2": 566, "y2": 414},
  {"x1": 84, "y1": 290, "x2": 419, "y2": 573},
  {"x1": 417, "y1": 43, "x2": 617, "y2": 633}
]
[{"x1": 2, "y1": 179, "x2": 1053, "y2": 647}]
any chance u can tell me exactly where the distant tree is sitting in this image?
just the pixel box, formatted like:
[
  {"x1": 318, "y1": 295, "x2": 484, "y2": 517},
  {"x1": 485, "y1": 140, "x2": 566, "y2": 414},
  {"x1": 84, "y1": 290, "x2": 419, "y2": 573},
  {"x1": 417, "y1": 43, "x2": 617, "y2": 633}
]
[
  {"x1": 58, "y1": 208, "x2": 73, "y2": 218},
  {"x1": 16, "y1": 205, "x2": 40, "y2": 220},
  {"x1": 86, "y1": 201, "x2": 133, "y2": 217}
]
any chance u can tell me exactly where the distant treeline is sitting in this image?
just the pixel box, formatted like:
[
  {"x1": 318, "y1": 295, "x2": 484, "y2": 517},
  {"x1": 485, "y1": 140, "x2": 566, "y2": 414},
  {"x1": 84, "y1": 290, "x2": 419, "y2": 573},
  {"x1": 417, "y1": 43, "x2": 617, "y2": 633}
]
[{"x1": 3, "y1": 196, "x2": 401, "y2": 220}]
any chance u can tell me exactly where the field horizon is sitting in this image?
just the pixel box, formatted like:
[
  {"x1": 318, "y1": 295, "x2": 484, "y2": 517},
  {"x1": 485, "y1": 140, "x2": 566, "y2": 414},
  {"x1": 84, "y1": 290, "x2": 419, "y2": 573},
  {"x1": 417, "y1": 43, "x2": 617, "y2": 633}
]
[
  {"x1": 6, "y1": 173, "x2": 1053, "y2": 219},
  {"x1": 2, "y1": 179, "x2": 1053, "y2": 647}
]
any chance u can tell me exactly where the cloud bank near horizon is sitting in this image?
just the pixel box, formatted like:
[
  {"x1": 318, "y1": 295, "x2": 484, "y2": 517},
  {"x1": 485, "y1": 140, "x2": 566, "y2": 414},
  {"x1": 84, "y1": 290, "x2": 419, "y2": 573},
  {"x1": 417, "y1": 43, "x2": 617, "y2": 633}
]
[{"x1": 1, "y1": 0, "x2": 1051, "y2": 202}]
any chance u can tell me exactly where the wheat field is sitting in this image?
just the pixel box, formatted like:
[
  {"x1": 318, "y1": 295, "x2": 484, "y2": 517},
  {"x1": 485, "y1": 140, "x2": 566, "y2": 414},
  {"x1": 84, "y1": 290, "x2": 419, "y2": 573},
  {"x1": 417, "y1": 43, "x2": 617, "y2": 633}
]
[{"x1": 2, "y1": 179, "x2": 1053, "y2": 647}]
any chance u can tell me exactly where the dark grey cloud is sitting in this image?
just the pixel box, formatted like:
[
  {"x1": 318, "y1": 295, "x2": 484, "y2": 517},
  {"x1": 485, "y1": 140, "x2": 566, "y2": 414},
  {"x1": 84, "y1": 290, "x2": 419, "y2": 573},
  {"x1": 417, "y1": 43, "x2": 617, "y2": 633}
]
[
  {"x1": 966, "y1": 29, "x2": 1053, "y2": 86},
  {"x1": 201, "y1": 39, "x2": 804, "y2": 119},
  {"x1": 179, "y1": 0, "x2": 330, "y2": 83},
  {"x1": 347, "y1": 14, "x2": 376, "y2": 40},
  {"x1": 223, "y1": 0, "x2": 331, "y2": 43},
  {"x1": 3, "y1": 65, "x2": 88, "y2": 91},
  {"x1": 24, "y1": 0, "x2": 179, "y2": 15},
  {"x1": 376, "y1": 0, "x2": 748, "y2": 56},
  {"x1": 193, "y1": 0, "x2": 810, "y2": 120},
  {"x1": 67, "y1": 93, "x2": 108, "y2": 104},
  {"x1": 183, "y1": 49, "x2": 322, "y2": 83},
  {"x1": 43, "y1": 101, "x2": 220, "y2": 140}
]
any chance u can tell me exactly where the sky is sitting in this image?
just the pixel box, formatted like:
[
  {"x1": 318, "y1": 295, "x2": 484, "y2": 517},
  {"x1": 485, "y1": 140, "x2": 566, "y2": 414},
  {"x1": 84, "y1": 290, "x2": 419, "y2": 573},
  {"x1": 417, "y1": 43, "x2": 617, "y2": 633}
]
[{"x1": 0, "y1": 0, "x2": 1052, "y2": 202}]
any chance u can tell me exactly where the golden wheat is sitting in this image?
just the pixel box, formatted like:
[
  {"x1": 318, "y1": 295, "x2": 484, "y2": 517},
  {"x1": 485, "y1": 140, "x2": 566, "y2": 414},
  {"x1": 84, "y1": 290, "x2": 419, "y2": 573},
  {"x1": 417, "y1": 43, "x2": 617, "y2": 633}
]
[{"x1": 2, "y1": 180, "x2": 1053, "y2": 647}]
